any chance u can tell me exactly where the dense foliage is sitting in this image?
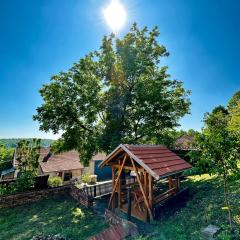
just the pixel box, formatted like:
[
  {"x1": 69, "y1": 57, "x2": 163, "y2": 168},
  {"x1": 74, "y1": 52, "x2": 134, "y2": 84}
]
[
  {"x1": 0, "y1": 138, "x2": 54, "y2": 148},
  {"x1": 0, "y1": 139, "x2": 41, "y2": 196},
  {"x1": 0, "y1": 142, "x2": 14, "y2": 172},
  {"x1": 34, "y1": 24, "x2": 190, "y2": 165},
  {"x1": 193, "y1": 92, "x2": 240, "y2": 230},
  {"x1": 228, "y1": 91, "x2": 240, "y2": 135}
]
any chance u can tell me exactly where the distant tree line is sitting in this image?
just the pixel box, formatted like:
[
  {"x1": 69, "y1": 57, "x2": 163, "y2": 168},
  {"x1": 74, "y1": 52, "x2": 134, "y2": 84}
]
[{"x1": 0, "y1": 138, "x2": 54, "y2": 148}]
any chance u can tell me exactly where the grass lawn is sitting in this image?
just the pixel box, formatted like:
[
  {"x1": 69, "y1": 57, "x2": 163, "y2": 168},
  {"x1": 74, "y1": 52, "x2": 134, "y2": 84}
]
[
  {"x1": 0, "y1": 194, "x2": 107, "y2": 240},
  {"x1": 134, "y1": 174, "x2": 240, "y2": 240}
]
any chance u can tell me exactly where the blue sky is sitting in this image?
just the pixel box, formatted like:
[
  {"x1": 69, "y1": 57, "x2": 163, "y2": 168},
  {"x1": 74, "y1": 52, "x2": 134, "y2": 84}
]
[{"x1": 0, "y1": 0, "x2": 239, "y2": 139}]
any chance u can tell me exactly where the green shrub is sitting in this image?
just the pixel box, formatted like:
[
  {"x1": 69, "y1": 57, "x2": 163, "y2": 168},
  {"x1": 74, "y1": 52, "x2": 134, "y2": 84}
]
[
  {"x1": 0, "y1": 171, "x2": 35, "y2": 196},
  {"x1": 81, "y1": 173, "x2": 91, "y2": 184},
  {"x1": 81, "y1": 174, "x2": 97, "y2": 184},
  {"x1": 48, "y1": 176, "x2": 63, "y2": 187}
]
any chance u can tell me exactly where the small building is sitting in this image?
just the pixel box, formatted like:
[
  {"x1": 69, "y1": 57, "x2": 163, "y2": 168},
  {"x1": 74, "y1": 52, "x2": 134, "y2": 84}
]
[
  {"x1": 39, "y1": 148, "x2": 84, "y2": 181},
  {"x1": 12, "y1": 147, "x2": 84, "y2": 181},
  {"x1": 11, "y1": 147, "x2": 108, "y2": 182},
  {"x1": 173, "y1": 134, "x2": 196, "y2": 151},
  {"x1": 100, "y1": 144, "x2": 192, "y2": 222}
]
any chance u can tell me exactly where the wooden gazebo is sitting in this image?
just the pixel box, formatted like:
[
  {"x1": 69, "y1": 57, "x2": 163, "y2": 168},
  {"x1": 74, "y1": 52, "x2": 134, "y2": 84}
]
[{"x1": 100, "y1": 144, "x2": 192, "y2": 222}]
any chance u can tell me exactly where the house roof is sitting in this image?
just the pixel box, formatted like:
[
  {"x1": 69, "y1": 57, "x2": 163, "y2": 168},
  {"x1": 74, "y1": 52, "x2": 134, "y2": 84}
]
[
  {"x1": 100, "y1": 144, "x2": 192, "y2": 180},
  {"x1": 91, "y1": 152, "x2": 107, "y2": 161},
  {"x1": 40, "y1": 148, "x2": 84, "y2": 173},
  {"x1": 173, "y1": 135, "x2": 196, "y2": 150},
  {"x1": 13, "y1": 147, "x2": 84, "y2": 173}
]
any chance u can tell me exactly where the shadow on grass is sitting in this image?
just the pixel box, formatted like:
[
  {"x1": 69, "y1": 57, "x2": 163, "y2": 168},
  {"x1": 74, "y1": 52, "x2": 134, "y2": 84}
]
[
  {"x1": 134, "y1": 174, "x2": 240, "y2": 240},
  {"x1": 0, "y1": 194, "x2": 107, "y2": 240}
]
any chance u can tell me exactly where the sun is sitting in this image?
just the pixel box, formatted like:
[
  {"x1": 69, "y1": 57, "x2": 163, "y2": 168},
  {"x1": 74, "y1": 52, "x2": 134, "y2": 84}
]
[{"x1": 103, "y1": 0, "x2": 127, "y2": 33}]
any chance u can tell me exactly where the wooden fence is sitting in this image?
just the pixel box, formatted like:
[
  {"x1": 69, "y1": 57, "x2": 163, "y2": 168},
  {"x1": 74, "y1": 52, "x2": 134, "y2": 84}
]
[
  {"x1": 82, "y1": 178, "x2": 135, "y2": 199},
  {"x1": 83, "y1": 180, "x2": 112, "y2": 198}
]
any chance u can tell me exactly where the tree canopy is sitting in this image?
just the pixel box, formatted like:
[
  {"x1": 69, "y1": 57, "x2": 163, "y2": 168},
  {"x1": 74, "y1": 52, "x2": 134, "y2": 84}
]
[
  {"x1": 34, "y1": 24, "x2": 190, "y2": 165},
  {"x1": 228, "y1": 91, "x2": 240, "y2": 134},
  {"x1": 195, "y1": 103, "x2": 240, "y2": 228}
]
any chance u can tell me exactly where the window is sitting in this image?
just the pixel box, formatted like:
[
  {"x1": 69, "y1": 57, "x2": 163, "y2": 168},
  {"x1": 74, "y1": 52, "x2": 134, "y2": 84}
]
[{"x1": 64, "y1": 172, "x2": 72, "y2": 181}]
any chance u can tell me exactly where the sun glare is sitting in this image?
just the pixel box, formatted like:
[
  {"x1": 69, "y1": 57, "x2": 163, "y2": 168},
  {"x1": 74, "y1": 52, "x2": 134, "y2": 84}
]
[{"x1": 103, "y1": 0, "x2": 127, "y2": 33}]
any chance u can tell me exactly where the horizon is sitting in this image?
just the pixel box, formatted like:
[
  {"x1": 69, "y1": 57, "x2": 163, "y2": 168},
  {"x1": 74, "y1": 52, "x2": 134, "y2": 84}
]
[{"x1": 0, "y1": 0, "x2": 239, "y2": 139}]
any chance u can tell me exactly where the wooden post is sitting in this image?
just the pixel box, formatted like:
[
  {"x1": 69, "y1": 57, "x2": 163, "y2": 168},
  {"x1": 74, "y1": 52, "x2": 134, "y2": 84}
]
[
  {"x1": 108, "y1": 155, "x2": 127, "y2": 209},
  {"x1": 94, "y1": 185, "x2": 97, "y2": 197},
  {"x1": 144, "y1": 171, "x2": 147, "y2": 195},
  {"x1": 168, "y1": 176, "x2": 173, "y2": 189},
  {"x1": 148, "y1": 174, "x2": 153, "y2": 210},
  {"x1": 176, "y1": 174, "x2": 180, "y2": 192},
  {"x1": 118, "y1": 166, "x2": 122, "y2": 208},
  {"x1": 130, "y1": 157, "x2": 153, "y2": 221},
  {"x1": 127, "y1": 186, "x2": 132, "y2": 220},
  {"x1": 111, "y1": 166, "x2": 115, "y2": 210}
]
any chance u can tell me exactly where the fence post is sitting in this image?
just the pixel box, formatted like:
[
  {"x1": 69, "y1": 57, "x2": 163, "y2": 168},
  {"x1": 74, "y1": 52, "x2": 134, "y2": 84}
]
[{"x1": 94, "y1": 185, "x2": 97, "y2": 197}]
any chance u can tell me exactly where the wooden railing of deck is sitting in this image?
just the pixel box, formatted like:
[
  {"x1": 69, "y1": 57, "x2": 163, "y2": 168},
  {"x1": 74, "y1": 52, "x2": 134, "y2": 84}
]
[
  {"x1": 153, "y1": 187, "x2": 177, "y2": 205},
  {"x1": 82, "y1": 178, "x2": 135, "y2": 199}
]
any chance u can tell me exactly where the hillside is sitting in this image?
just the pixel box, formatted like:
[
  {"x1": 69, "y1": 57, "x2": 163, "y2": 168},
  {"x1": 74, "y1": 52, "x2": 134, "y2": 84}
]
[{"x1": 0, "y1": 139, "x2": 55, "y2": 148}]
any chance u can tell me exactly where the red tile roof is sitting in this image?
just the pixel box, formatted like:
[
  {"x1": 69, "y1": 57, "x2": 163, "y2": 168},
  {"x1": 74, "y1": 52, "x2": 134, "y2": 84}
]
[
  {"x1": 100, "y1": 144, "x2": 192, "y2": 180},
  {"x1": 40, "y1": 148, "x2": 83, "y2": 173}
]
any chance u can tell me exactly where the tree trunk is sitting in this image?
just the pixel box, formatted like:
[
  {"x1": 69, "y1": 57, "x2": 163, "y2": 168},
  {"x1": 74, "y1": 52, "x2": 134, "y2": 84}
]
[{"x1": 223, "y1": 170, "x2": 232, "y2": 230}]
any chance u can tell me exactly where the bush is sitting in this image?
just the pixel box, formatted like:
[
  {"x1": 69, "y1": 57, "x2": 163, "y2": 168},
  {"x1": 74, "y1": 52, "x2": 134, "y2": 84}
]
[
  {"x1": 81, "y1": 174, "x2": 97, "y2": 184},
  {"x1": 48, "y1": 176, "x2": 63, "y2": 187},
  {"x1": 0, "y1": 171, "x2": 35, "y2": 196},
  {"x1": 81, "y1": 173, "x2": 91, "y2": 184}
]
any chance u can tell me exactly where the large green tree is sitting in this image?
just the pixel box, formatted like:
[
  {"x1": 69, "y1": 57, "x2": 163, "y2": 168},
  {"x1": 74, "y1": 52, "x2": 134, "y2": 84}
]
[
  {"x1": 34, "y1": 24, "x2": 190, "y2": 165},
  {"x1": 197, "y1": 106, "x2": 240, "y2": 229}
]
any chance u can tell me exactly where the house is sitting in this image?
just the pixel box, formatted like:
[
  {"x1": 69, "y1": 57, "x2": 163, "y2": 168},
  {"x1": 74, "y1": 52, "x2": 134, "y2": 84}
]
[
  {"x1": 100, "y1": 144, "x2": 192, "y2": 222},
  {"x1": 38, "y1": 148, "x2": 84, "y2": 181},
  {"x1": 12, "y1": 147, "x2": 83, "y2": 181},
  {"x1": 11, "y1": 147, "x2": 108, "y2": 181},
  {"x1": 173, "y1": 135, "x2": 196, "y2": 150},
  {"x1": 172, "y1": 135, "x2": 199, "y2": 162}
]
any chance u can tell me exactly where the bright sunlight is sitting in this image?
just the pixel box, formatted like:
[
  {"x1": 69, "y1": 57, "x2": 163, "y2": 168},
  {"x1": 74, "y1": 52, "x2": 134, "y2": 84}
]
[{"x1": 103, "y1": 0, "x2": 127, "y2": 33}]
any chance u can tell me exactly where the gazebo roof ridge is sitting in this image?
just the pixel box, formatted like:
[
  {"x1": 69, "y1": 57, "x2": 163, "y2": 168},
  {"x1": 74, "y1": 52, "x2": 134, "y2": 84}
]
[{"x1": 124, "y1": 144, "x2": 166, "y2": 148}]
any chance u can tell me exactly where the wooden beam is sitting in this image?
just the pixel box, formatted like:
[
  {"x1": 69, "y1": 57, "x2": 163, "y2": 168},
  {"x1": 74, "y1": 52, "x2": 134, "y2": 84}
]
[
  {"x1": 118, "y1": 166, "x2": 122, "y2": 208},
  {"x1": 153, "y1": 187, "x2": 176, "y2": 204},
  {"x1": 168, "y1": 176, "x2": 173, "y2": 189},
  {"x1": 101, "y1": 147, "x2": 123, "y2": 167},
  {"x1": 144, "y1": 171, "x2": 148, "y2": 196},
  {"x1": 176, "y1": 174, "x2": 180, "y2": 192},
  {"x1": 148, "y1": 174, "x2": 153, "y2": 209},
  {"x1": 130, "y1": 157, "x2": 153, "y2": 221},
  {"x1": 109, "y1": 164, "x2": 144, "y2": 172},
  {"x1": 108, "y1": 154, "x2": 127, "y2": 209},
  {"x1": 111, "y1": 166, "x2": 115, "y2": 210}
]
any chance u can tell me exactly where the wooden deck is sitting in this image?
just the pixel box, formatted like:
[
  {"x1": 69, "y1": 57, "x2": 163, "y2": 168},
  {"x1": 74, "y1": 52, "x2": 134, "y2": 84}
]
[{"x1": 120, "y1": 202, "x2": 147, "y2": 222}]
